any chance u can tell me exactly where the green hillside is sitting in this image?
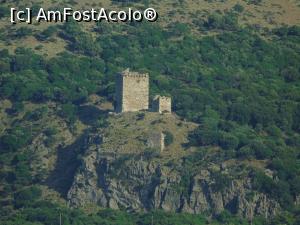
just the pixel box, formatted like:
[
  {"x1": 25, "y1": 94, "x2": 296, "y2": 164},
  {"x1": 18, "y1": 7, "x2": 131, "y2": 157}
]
[{"x1": 0, "y1": 0, "x2": 300, "y2": 224}]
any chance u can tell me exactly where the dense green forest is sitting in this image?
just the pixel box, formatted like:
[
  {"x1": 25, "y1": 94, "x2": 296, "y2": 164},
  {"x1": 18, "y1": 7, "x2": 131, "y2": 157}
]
[{"x1": 0, "y1": 2, "x2": 300, "y2": 224}]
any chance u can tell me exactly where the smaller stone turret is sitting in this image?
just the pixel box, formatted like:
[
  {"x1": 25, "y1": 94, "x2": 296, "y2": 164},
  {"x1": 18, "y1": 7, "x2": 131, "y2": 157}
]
[{"x1": 152, "y1": 95, "x2": 172, "y2": 113}]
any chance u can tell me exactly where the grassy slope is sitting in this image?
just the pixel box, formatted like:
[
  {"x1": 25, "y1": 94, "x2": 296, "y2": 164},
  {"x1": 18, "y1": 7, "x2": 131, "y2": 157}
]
[
  {"x1": 0, "y1": 0, "x2": 299, "y2": 57},
  {"x1": 101, "y1": 112, "x2": 197, "y2": 162}
]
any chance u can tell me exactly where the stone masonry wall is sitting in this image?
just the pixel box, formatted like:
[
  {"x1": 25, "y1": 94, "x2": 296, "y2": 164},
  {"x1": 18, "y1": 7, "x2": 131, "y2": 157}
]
[
  {"x1": 147, "y1": 132, "x2": 165, "y2": 152},
  {"x1": 115, "y1": 69, "x2": 149, "y2": 113}
]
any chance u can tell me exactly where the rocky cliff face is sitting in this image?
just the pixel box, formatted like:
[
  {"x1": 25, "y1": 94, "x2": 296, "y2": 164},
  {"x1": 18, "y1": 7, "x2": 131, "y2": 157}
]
[
  {"x1": 24, "y1": 111, "x2": 279, "y2": 219},
  {"x1": 17, "y1": 107, "x2": 281, "y2": 221},
  {"x1": 65, "y1": 113, "x2": 280, "y2": 220}
]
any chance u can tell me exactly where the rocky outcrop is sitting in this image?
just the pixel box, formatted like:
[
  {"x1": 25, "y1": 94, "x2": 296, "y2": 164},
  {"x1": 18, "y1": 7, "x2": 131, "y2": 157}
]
[
  {"x1": 66, "y1": 138, "x2": 279, "y2": 220},
  {"x1": 60, "y1": 113, "x2": 281, "y2": 219}
]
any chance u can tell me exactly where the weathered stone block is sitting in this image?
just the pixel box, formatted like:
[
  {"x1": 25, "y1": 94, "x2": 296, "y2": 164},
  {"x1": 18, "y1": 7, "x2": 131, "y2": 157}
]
[{"x1": 147, "y1": 132, "x2": 165, "y2": 152}]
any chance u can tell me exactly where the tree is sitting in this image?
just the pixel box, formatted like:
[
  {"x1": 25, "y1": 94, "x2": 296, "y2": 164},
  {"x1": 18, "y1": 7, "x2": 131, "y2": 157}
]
[
  {"x1": 14, "y1": 186, "x2": 42, "y2": 208},
  {"x1": 218, "y1": 131, "x2": 239, "y2": 150}
]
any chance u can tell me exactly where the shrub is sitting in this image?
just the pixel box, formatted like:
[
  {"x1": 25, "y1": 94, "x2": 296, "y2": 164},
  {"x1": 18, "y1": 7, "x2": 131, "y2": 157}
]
[
  {"x1": 136, "y1": 112, "x2": 145, "y2": 120},
  {"x1": 0, "y1": 127, "x2": 31, "y2": 152},
  {"x1": 59, "y1": 103, "x2": 77, "y2": 124},
  {"x1": 36, "y1": 26, "x2": 58, "y2": 41},
  {"x1": 233, "y1": 4, "x2": 244, "y2": 13},
  {"x1": 188, "y1": 114, "x2": 219, "y2": 146},
  {"x1": 142, "y1": 148, "x2": 160, "y2": 160},
  {"x1": 43, "y1": 127, "x2": 58, "y2": 136},
  {"x1": 6, "y1": 101, "x2": 24, "y2": 115},
  {"x1": 252, "y1": 171, "x2": 274, "y2": 194},
  {"x1": 251, "y1": 140, "x2": 273, "y2": 159},
  {"x1": 237, "y1": 145, "x2": 255, "y2": 159},
  {"x1": 211, "y1": 172, "x2": 231, "y2": 192},
  {"x1": 14, "y1": 27, "x2": 33, "y2": 38},
  {"x1": 218, "y1": 132, "x2": 239, "y2": 150},
  {"x1": 0, "y1": 6, "x2": 9, "y2": 18},
  {"x1": 164, "y1": 131, "x2": 174, "y2": 146}
]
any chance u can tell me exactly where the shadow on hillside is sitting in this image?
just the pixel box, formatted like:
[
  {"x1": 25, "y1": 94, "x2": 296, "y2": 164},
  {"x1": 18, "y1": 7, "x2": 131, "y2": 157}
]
[
  {"x1": 77, "y1": 105, "x2": 108, "y2": 126},
  {"x1": 45, "y1": 133, "x2": 87, "y2": 198}
]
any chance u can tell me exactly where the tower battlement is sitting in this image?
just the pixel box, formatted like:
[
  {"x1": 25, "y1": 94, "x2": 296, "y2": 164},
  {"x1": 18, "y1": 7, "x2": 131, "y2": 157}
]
[{"x1": 120, "y1": 69, "x2": 149, "y2": 78}]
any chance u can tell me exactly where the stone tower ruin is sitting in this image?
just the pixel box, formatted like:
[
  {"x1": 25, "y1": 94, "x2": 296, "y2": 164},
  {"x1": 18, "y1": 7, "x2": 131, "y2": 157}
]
[
  {"x1": 147, "y1": 132, "x2": 165, "y2": 152},
  {"x1": 152, "y1": 95, "x2": 172, "y2": 113},
  {"x1": 115, "y1": 69, "x2": 149, "y2": 113}
]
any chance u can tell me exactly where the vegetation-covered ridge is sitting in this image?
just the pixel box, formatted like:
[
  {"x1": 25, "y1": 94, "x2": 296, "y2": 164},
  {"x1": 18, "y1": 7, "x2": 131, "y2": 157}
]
[
  {"x1": 0, "y1": 0, "x2": 300, "y2": 224},
  {"x1": 1, "y1": 0, "x2": 300, "y2": 57}
]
